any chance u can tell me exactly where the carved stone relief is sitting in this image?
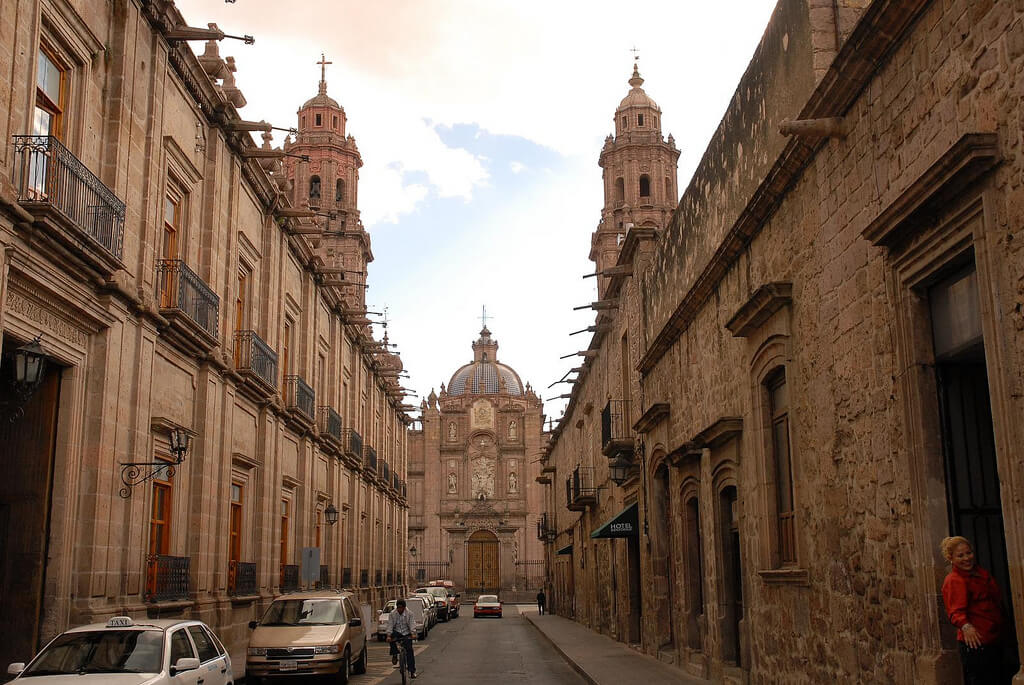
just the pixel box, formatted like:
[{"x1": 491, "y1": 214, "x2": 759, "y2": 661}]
[{"x1": 471, "y1": 399, "x2": 493, "y2": 430}]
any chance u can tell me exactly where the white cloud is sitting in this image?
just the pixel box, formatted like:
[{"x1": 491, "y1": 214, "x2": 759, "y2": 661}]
[{"x1": 509, "y1": 161, "x2": 526, "y2": 174}]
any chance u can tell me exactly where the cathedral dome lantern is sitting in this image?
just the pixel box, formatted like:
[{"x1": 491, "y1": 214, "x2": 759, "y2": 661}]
[
  {"x1": 614, "y1": 64, "x2": 663, "y2": 136},
  {"x1": 295, "y1": 54, "x2": 348, "y2": 139},
  {"x1": 448, "y1": 327, "x2": 525, "y2": 397}
]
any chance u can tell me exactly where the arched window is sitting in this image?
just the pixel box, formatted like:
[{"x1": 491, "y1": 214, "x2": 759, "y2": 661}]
[
  {"x1": 309, "y1": 175, "x2": 321, "y2": 203},
  {"x1": 335, "y1": 178, "x2": 345, "y2": 203},
  {"x1": 614, "y1": 177, "x2": 625, "y2": 204},
  {"x1": 639, "y1": 175, "x2": 651, "y2": 198}
]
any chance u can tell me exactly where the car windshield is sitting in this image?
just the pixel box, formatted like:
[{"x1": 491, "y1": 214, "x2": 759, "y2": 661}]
[
  {"x1": 478, "y1": 595, "x2": 498, "y2": 603},
  {"x1": 381, "y1": 601, "x2": 396, "y2": 613},
  {"x1": 260, "y1": 599, "x2": 344, "y2": 626},
  {"x1": 23, "y1": 630, "x2": 164, "y2": 676}
]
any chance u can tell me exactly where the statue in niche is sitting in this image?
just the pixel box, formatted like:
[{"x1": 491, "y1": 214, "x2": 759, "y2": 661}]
[
  {"x1": 508, "y1": 470, "x2": 518, "y2": 494},
  {"x1": 448, "y1": 421, "x2": 457, "y2": 441},
  {"x1": 447, "y1": 472, "x2": 457, "y2": 494},
  {"x1": 508, "y1": 420, "x2": 517, "y2": 440}
]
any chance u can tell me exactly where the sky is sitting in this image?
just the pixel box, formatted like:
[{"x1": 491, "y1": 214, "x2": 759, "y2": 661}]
[{"x1": 177, "y1": 0, "x2": 779, "y2": 423}]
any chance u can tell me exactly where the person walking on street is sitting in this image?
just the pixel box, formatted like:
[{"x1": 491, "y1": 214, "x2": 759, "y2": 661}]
[
  {"x1": 386, "y1": 598, "x2": 417, "y2": 679},
  {"x1": 536, "y1": 590, "x2": 546, "y2": 616},
  {"x1": 940, "y1": 536, "x2": 1011, "y2": 685}
]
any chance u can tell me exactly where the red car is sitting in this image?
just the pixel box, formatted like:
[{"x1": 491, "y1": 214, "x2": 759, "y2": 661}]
[{"x1": 473, "y1": 594, "x2": 502, "y2": 618}]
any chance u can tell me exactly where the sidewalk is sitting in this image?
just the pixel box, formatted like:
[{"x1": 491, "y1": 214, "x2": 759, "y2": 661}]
[{"x1": 523, "y1": 608, "x2": 708, "y2": 685}]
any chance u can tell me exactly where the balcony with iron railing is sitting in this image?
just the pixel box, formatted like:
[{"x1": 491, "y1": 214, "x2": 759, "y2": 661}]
[
  {"x1": 280, "y1": 564, "x2": 299, "y2": 592},
  {"x1": 537, "y1": 513, "x2": 556, "y2": 541},
  {"x1": 342, "y1": 428, "x2": 363, "y2": 461},
  {"x1": 602, "y1": 399, "x2": 636, "y2": 458},
  {"x1": 567, "y1": 465, "x2": 598, "y2": 511},
  {"x1": 146, "y1": 554, "x2": 190, "y2": 603},
  {"x1": 234, "y1": 331, "x2": 278, "y2": 393},
  {"x1": 11, "y1": 135, "x2": 125, "y2": 273},
  {"x1": 318, "y1": 406, "x2": 343, "y2": 443},
  {"x1": 157, "y1": 259, "x2": 220, "y2": 344},
  {"x1": 284, "y1": 375, "x2": 315, "y2": 423},
  {"x1": 228, "y1": 560, "x2": 257, "y2": 596},
  {"x1": 363, "y1": 444, "x2": 377, "y2": 474}
]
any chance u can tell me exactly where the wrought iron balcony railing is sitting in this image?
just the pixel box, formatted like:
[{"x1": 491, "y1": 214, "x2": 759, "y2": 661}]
[
  {"x1": 284, "y1": 375, "x2": 315, "y2": 421},
  {"x1": 157, "y1": 259, "x2": 219, "y2": 340},
  {"x1": 601, "y1": 399, "x2": 636, "y2": 457},
  {"x1": 363, "y1": 444, "x2": 377, "y2": 473},
  {"x1": 280, "y1": 564, "x2": 299, "y2": 592},
  {"x1": 342, "y1": 428, "x2": 362, "y2": 459},
  {"x1": 318, "y1": 406, "x2": 343, "y2": 442},
  {"x1": 567, "y1": 465, "x2": 598, "y2": 511},
  {"x1": 228, "y1": 560, "x2": 257, "y2": 596},
  {"x1": 537, "y1": 513, "x2": 557, "y2": 541},
  {"x1": 146, "y1": 554, "x2": 190, "y2": 603},
  {"x1": 11, "y1": 135, "x2": 125, "y2": 261},
  {"x1": 234, "y1": 330, "x2": 278, "y2": 390}
]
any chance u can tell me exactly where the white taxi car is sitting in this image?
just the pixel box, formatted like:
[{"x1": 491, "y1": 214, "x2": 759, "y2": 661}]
[{"x1": 6, "y1": 615, "x2": 233, "y2": 684}]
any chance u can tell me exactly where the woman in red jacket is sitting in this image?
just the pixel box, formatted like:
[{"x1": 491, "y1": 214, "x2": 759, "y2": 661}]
[{"x1": 941, "y1": 536, "x2": 1007, "y2": 685}]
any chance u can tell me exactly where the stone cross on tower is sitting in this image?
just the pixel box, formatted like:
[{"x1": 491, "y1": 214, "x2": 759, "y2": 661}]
[
  {"x1": 317, "y1": 53, "x2": 332, "y2": 94},
  {"x1": 479, "y1": 305, "x2": 493, "y2": 329}
]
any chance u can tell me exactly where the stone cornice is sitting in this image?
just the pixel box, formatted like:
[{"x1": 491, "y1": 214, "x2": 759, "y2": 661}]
[
  {"x1": 725, "y1": 282, "x2": 793, "y2": 337},
  {"x1": 692, "y1": 417, "x2": 743, "y2": 449}
]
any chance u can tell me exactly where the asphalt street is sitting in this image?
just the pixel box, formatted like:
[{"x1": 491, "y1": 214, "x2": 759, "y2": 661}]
[{"x1": 357, "y1": 604, "x2": 586, "y2": 685}]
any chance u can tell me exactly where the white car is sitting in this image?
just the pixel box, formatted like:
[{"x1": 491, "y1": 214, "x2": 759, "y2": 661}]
[
  {"x1": 376, "y1": 600, "x2": 397, "y2": 640},
  {"x1": 7, "y1": 615, "x2": 233, "y2": 684}
]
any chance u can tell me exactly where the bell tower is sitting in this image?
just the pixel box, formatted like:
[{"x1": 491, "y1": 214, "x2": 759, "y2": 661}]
[
  {"x1": 591, "y1": 61, "x2": 679, "y2": 296},
  {"x1": 283, "y1": 55, "x2": 372, "y2": 311}
]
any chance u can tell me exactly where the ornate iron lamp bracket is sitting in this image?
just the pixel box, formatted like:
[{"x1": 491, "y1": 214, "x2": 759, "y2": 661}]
[{"x1": 118, "y1": 456, "x2": 182, "y2": 499}]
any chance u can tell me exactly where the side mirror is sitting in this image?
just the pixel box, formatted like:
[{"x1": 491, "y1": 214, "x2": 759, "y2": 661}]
[
  {"x1": 349, "y1": 617, "x2": 362, "y2": 627},
  {"x1": 170, "y1": 657, "x2": 200, "y2": 675},
  {"x1": 7, "y1": 663, "x2": 26, "y2": 676},
  {"x1": 248, "y1": 620, "x2": 259, "y2": 630}
]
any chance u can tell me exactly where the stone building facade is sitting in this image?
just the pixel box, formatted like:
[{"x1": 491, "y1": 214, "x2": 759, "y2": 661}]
[
  {"x1": 541, "y1": 0, "x2": 1024, "y2": 683},
  {"x1": 0, "y1": 0, "x2": 409, "y2": 675},
  {"x1": 407, "y1": 327, "x2": 546, "y2": 599}
]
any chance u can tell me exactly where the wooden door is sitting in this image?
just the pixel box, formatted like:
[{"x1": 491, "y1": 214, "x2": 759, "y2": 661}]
[{"x1": 466, "y1": 530, "x2": 499, "y2": 592}]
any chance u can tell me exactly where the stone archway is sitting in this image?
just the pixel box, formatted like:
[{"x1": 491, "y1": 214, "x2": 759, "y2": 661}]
[{"x1": 466, "y1": 529, "x2": 499, "y2": 593}]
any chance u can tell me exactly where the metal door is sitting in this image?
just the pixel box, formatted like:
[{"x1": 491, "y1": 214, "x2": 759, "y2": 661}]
[{"x1": 466, "y1": 530, "x2": 499, "y2": 592}]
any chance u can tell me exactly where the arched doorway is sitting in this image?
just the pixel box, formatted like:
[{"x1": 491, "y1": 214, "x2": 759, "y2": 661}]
[{"x1": 466, "y1": 530, "x2": 499, "y2": 593}]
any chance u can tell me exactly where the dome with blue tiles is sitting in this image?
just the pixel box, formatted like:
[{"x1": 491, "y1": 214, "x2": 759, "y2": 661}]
[{"x1": 447, "y1": 327, "x2": 524, "y2": 397}]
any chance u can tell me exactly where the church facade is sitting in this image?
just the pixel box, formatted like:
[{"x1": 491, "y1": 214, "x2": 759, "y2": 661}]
[{"x1": 407, "y1": 328, "x2": 546, "y2": 598}]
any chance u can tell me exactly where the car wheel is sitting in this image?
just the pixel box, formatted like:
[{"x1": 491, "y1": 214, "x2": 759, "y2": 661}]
[
  {"x1": 337, "y1": 646, "x2": 350, "y2": 684},
  {"x1": 352, "y1": 639, "x2": 367, "y2": 675}
]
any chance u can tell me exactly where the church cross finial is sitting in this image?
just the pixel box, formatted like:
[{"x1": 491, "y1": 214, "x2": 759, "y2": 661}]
[
  {"x1": 480, "y1": 305, "x2": 494, "y2": 330},
  {"x1": 630, "y1": 46, "x2": 640, "y2": 63},
  {"x1": 317, "y1": 53, "x2": 333, "y2": 93}
]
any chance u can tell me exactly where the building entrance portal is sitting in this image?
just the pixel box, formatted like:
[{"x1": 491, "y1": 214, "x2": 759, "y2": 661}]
[
  {"x1": 466, "y1": 530, "x2": 499, "y2": 593},
  {"x1": 0, "y1": 340, "x2": 62, "y2": 671}
]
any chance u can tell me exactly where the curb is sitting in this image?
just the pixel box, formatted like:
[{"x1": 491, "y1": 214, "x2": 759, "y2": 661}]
[{"x1": 522, "y1": 613, "x2": 598, "y2": 685}]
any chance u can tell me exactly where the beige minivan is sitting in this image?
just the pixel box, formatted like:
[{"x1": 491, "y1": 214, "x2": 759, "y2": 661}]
[{"x1": 246, "y1": 590, "x2": 367, "y2": 684}]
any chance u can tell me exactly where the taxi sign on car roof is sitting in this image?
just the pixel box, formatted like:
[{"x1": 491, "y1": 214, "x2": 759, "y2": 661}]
[{"x1": 106, "y1": 616, "x2": 134, "y2": 627}]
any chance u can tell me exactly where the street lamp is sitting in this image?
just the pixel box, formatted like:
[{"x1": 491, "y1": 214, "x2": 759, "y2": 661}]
[
  {"x1": 609, "y1": 456, "x2": 632, "y2": 487},
  {"x1": 168, "y1": 427, "x2": 191, "y2": 464},
  {"x1": 325, "y1": 503, "x2": 339, "y2": 525},
  {"x1": 14, "y1": 337, "x2": 46, "y2": 387}
]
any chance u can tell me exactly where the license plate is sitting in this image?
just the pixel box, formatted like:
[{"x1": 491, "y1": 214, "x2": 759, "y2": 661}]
[{"x1": 279, "y1": 660, "x2": 298, "y2": 671}]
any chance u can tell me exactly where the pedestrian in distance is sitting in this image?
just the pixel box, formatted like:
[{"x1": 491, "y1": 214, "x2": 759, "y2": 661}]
[
  {"x1": 536, "y1": 589, "x2": 546, "y2": 616},
  {"x1": 386, "y1": 598, "x2": 418, "y2": 679},
  {"x1": 940, "y1": 536, "x2": 1012, "y2": 685}
]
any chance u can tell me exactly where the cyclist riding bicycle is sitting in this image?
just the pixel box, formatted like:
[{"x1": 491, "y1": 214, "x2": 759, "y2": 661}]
[{"x1": 386, "y1": 598, "x2": 417, "y2": 679}]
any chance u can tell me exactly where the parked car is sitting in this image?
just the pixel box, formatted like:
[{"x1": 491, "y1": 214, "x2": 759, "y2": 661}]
[
  {"x1": 6, "y1": 615, "x2": 233, "y2": 684},
  {"x1": 429, "y1": 580, "x2": 461, "y2": 618},
  {"x1": 403, "y1": 596, "x2": 430, "y2": 640},
  {"x1": 414, "y1": 585, "x2": 452, "y2": 621},
  {"x1": 411, "y1": 590, "x2": 438, "y2": 628},
  {"x1": 473, "y1": 594, "x2": 503, "y2": 618},
  {"x1": 246, "y1": 590, "x2": 368, "y2": 684},
  {"x1": 376, "y1": 599, "x2": 397, "y2": 641}
]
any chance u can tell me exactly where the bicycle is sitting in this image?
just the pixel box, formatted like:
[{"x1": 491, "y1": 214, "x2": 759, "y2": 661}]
[{"x1": 389, "y1": 632, "x2": 414, "y2": 684}]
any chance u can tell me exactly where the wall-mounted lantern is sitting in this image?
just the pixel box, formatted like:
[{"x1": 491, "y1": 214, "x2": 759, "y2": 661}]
[
  {"x1": 118, "y1": 425, "x2": 192, "y2": 498},
  {"x1": 325, "y1": 503, "x2": 339, "y2": 526},
  {"x1": 1, "y1": 335, "x2": 48, "y2": 421}
]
